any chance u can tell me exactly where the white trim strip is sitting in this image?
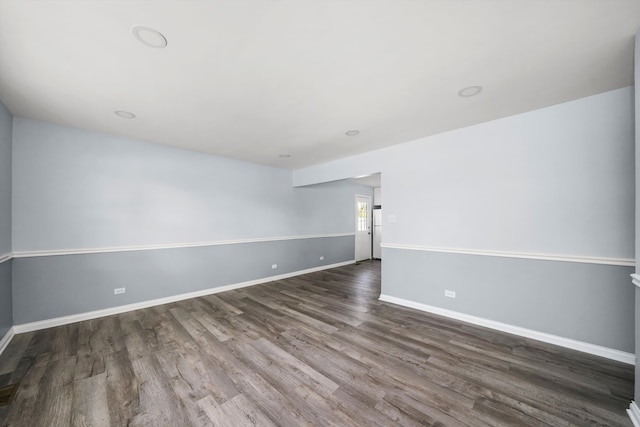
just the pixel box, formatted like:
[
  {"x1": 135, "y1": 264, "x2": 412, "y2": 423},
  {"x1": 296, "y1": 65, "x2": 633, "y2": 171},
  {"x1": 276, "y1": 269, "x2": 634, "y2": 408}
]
[
  {"x1": 12, "y1": 233, "x2": 355, "y2": 259},
  {"x1": 381, "y1": 243, "x2": 634, "y2": 267},
  {"x1": 0, "y1": 327, "x2": 15, "y2": 357},
  {"x1": 13, "y1": 260, "x2": 355, "y2": 334},
  {"x1": 631, "y1": 273, "x2": 640, "y2": 288},
  {"x1": 379, "y1": 294, "x2": 635, "y2": 365},
  {"x1": 629, "y1": 401, "x2": 640, "y2": 427},
  {"x1": 0, "y1": 252, "x2": 11, "y2": 264}
]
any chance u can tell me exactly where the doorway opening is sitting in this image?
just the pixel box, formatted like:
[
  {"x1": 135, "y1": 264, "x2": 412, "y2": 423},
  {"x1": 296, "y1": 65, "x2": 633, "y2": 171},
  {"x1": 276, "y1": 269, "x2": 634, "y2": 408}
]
[{"x1": 355, "y1": 194, "x2": 372, "y2": 262}]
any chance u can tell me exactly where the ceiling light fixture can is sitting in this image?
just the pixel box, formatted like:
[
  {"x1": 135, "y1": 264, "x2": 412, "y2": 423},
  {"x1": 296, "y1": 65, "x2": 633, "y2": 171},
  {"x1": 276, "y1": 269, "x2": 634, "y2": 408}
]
[
  {"x1": 115, "y1": 110, "x2": 136, "y2": 119},
  {"x1": 132, "y1": 25, "x2": 168, "y2": 49},
  {"x1": 345, "y1": 130, "x2": 360, "y2": 136},
  {"x1": 458, "y1": 86, "x2": 482, "y2": 97},
  {"x1": 279, "y1": 154, "x2": 291, "y2": 158}
]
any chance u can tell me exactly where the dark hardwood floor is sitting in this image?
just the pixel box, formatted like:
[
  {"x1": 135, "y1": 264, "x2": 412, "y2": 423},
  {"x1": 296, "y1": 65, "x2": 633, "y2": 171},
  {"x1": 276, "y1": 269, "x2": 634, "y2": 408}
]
[{"x1": 0, "y1": 260, "x2": 634, "y2": 426}]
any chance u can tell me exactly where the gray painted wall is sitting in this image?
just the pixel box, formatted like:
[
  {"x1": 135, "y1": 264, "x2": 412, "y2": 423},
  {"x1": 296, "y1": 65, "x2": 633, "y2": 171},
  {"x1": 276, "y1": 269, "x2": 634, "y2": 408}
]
[
  {"x1": 11, "y1": 118, "x2": 371, "y2": 324},
  {"x1": 0, "y1": 99, "x2": 12, "y2": 338},
  {"x1": 13, "y1": 236, "x2": 354, "y2": 324},
  {"x1": 294, "y1": 88, "x2": 635, "y2": 354},
  {"x1": 0, "y1": 100, "x2": 11, "y2": 255},
  {"x1": 634, "y1": 30, "x2": 639, "y2": 399},
  {"x1": 12, "y1": 118, "x2": 371, "y2": 252},
  {"x1": 0, "y1": 261, "x2": 11, "y2": 338},
  {"x1": 383, "y1": 247, "x2": 635, "y2": 352},
  {"x1": 295, "y1": 88, "x2": 635, "y2": 259}
]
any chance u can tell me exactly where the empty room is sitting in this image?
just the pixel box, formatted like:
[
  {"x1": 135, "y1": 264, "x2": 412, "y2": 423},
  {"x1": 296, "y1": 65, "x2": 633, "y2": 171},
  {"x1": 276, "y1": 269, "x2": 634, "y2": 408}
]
[{"x1": 1, "y1": 1, "x2": 640, "y2": 425}]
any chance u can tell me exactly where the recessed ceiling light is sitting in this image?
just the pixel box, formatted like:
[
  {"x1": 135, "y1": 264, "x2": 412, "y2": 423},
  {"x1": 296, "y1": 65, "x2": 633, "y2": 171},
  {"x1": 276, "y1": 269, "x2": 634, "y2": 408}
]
[
  {"x1": 279, "y1": 154, "x2": 291, "y2": 158},
  {"x1": 115, "y1": 110, "x2": 136, "y2": 119},
  {"x1": 345, "y1": 130, "x2": 360, "y2": 136},
  {"x1": 132, "y1": 26, "x2": 167, "y2": 49},
  {"x1": 458, "y1": 86, "x2": 482, "y2": 97}
]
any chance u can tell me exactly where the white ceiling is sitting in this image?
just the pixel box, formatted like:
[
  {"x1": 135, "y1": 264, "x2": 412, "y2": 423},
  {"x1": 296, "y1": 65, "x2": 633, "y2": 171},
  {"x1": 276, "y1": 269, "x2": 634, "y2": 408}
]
[{"x1": 0, "y1": 1, "x2": 638, "y2": 170}]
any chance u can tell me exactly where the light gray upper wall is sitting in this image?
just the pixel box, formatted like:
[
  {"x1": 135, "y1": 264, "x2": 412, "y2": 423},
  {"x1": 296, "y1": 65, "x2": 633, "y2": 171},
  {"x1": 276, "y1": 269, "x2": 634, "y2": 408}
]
[
  {"x1": 12, "y1": 118, "x2": 371, "y2": 252},
  {"x1": 294, "y1": 87, "x2": 635, "y2": 259},
  {"x1": 0, "y1": 99, "x2": 12, "y2": 255},
  {"x1": 0, "y1": 98, "x2": 11, "y2": 337}
]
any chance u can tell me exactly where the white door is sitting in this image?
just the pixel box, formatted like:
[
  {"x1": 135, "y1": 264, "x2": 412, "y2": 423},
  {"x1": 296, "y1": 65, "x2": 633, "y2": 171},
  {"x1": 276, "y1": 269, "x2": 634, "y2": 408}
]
[{"x1": 355, "y1": 195, "x2": 372, "y2": 261}]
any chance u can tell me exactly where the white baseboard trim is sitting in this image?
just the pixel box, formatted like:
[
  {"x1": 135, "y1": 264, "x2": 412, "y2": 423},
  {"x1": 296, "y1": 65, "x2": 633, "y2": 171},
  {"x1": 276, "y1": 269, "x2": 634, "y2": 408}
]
[
  {"x1": 628, "y1": 401, "x2": 640, "y2": 427},
  {"x1": 0, "y1": 327, "x2": 15, "y2": 356},
  {"x1": 381, "y1": 243, "x2": 634, "y2": 267},
  {"x1": 379, "y1": 294, "x2": 635, "y2": 365},
  {"x1": 13, "y1": 260, "x2": 355, "y2": 334}
]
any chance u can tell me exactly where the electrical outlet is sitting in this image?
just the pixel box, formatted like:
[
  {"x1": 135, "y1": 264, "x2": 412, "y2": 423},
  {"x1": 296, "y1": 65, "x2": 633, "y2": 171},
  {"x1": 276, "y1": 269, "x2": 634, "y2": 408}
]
[
  {"x1": 271, "y1": 264, "x2": 278, "y2": 269},
  {"x1": 320, "y1": 256, "x2": 324, "y2": 260},
  {"x1": 444, "y1": 290, "x2": 456, "y2": 298},
  {"x1": 114, "y1": 287, "x2": 126, "y2": 295}
]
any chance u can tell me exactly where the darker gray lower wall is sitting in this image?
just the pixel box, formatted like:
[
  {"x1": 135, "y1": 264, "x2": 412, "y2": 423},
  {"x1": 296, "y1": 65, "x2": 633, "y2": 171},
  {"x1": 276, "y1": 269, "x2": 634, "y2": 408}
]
[
  {"x1": 382, "y1": 248, "x2": 635, "y2": 353},
  {"x1": 0, "y1": 260, "x2": 12, "y2": 338},
  {"x1": 12, "y1": 236, "x2": 354, "y2": 324},
  {"x1": 636, "y1": 288, "x2": 640, "y2": 397}
]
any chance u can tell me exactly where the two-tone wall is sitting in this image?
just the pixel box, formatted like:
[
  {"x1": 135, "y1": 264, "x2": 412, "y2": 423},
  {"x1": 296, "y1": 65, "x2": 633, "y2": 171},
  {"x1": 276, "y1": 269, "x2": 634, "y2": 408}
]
[
  {"x1": 0, "y1": 100, "x2": 12, "y2": 344},
  {"x1": 7, "y1": 118, "x2": 371, "y2": 328},
  {"x1": 2, "y1": 87, "x2": 635, "y2": 365},
  {"x1": 294, "y1": 86, "x2": 636, "y2": 362},
  {"x1": 630, "y1": 30, "x2": 640, "y2": 422}
]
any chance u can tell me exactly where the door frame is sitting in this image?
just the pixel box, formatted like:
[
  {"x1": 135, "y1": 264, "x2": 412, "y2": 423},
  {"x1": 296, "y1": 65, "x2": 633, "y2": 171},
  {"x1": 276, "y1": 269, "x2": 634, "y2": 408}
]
[{"x1": 354, "y1": 194, "x2": 372, "y2": 262}]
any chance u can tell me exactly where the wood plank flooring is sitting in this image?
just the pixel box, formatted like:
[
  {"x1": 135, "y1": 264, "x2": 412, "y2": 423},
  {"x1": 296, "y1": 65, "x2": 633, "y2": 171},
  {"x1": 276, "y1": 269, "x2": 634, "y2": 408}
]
[{"x1": 0, "y1": 260, "x2": 634, "y2": 426}]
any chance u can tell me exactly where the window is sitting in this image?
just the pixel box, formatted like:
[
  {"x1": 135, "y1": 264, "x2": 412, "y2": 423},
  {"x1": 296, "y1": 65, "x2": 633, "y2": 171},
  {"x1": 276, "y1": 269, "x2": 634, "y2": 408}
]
[{"x1": 357, "y1": 201, "x2": 368, "y2": 231}]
